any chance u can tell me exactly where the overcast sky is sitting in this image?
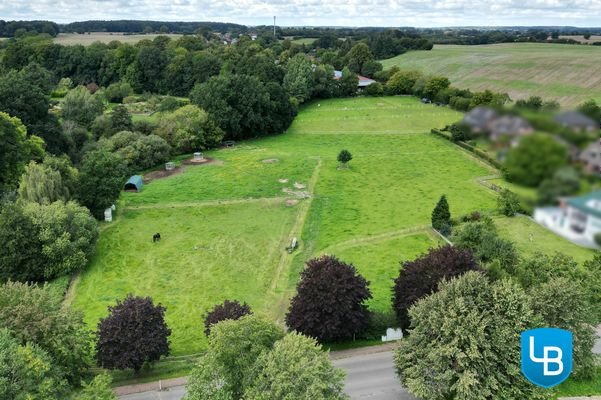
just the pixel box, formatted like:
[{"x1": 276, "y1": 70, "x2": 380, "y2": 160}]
[{"x1": 2, "y1": 0, "x2": 601, "y2": 27}]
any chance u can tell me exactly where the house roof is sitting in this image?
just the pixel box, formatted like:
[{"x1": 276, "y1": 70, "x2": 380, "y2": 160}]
[
  {"x1": 579, "y1": 141, "x2": 601, "y2": 164},
  {"x1": 489, "y1": 115, "x2": 533, "y2": 136},
  {"x1": 357, "y1": 75, "x2": 376, "y2": 87},
  {"x1": 555, "y1": 111, "x2": 599, "y2": 130},
  {"x1": 124, "y1": 175, "x2": 143, "y2": 192},
  {"x1": 462, "y1": 106, "x2": 498, "y2": 129},
  {"x1": 567, "y1": 190, "x2": 601, "y2": 220}
]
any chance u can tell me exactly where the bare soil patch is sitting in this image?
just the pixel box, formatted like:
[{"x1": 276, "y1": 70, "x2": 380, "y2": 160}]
[
  {"x1": 262, "y1": 158, "x2": 279, "y2": 164},
  {"x1": 182, "y1": 157, "x2": 221, "y2": 166},
  {"x1": 293, "y1": 182, "x2": 306, "y2": 189},
  {"x1": 144, "y1": 166, "x2": 185, "y2": 183},
  {"x1": 278, "y1": 178, "x2": 289, "y2": 183},
  {"x1": 286, "y1": 199, "x2": 299, "y2": 206}
]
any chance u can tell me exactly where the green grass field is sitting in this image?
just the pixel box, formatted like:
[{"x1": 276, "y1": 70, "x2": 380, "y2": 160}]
[
  {"x1": 71, "y1": 96, "x2": 595, "y2": 362},
  {"x1": 495, "y1": 216, "x2": 597, "y2": 263},
  {"x1": 53, "y1": 32, "x2": 183, "y2": 45},
  {"x1": 381, "y1": 43, "x2": 601, "y2": 108}
]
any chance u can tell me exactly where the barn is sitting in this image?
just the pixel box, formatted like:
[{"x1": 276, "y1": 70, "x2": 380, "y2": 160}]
[{"x1": 124, "y1": 175, "x2": 144, "y2": 192}]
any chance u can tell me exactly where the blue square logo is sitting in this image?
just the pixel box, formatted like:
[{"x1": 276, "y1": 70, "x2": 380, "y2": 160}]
[{"x1": 521, "y1": 328, "x2": 573, "y2": 388}]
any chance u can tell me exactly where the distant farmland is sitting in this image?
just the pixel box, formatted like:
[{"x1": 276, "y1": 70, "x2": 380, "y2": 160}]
[
  {"x1": 381, "y1": 43, "x2": 601, "y2": 108},
  {"x1": 53, "y1": 32, "x2": 183, "y2": 45}
]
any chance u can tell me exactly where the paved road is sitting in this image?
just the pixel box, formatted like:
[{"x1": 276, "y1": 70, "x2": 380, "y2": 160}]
[
  {"x1": 119, "y1": 350, "x2": 410, "y2": 400},
  {"x1": 120, "y1": 327, "x2": 601, "y2": 400},
  {"x1": 120, "y1": 385, "x2": 185, "y2": 400},
  {"x1": 333, "y1": 350, "x2": 416, "y2": 400}
]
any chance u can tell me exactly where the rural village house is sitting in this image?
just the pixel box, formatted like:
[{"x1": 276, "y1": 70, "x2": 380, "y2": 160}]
[
  {"x1": 462, "y1": 106, "x2": 533, "y2": 145},
  {"x1": 535, "y1": 190, "x2": 601, "y2": 248},
  {"x1": 555, "y1": 111, "x2": 600, "y2": 132},
  {"x1": 333, "y1": 70, "x2": 376, "y2": 88},
  {"x1": 578, "y1": 141, "x2": 601, "y2": 173}
]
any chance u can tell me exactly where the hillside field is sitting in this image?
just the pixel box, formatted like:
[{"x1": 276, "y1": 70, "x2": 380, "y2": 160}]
[
  {"x1": 70, "y1": 96, "x2": 594, "y2": 357},
  {"x1": 53, "y1": 32, "x2": 184, "y2": 45},
  {"x1": 381, "y1": 43, "x2": 601, "y2": 108}
]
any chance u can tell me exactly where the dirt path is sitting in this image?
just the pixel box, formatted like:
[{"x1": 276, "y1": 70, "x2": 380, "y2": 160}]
[
  {"x1": 320, "y1": 225, "x2": 435, "y2": 255},
  {"x1": 268, "y1": 158, "x2": 323, "y2": 321}
]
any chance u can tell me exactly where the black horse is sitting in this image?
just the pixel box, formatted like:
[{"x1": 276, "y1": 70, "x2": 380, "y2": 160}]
[{"x1": 153, "y1": 233, "x2": 161, "y2": 242}]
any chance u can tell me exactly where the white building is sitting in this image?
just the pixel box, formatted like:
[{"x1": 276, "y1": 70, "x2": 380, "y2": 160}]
[{"x1": 534, "y1": 190, "x2": 601, "y2": 248}]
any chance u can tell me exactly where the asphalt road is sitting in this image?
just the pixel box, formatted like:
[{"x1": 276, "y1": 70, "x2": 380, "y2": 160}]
[
  {"x1": 119, "y1": 350, "x2": 411, "y2": 400},
  {"x1": 119, "y1": 327, "x2": 601, "y2": 400},
  {"x1": 333, "y1": 351, "x2": 417, "y2": 400}
]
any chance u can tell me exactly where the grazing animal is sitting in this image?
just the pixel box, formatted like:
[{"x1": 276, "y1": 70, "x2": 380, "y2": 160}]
[{"x1": 153, "y1": 233, "x2": 161, "y2": 243}]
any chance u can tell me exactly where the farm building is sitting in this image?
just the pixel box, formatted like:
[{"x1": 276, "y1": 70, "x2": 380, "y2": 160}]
[
  {"x1": 555, "y1": 111, "x2": 599, "y2": 132},
  {"x1": 534, "y1": 190, "x2": 601, "y2": 248},
  {"x1": 124, "y1": 175, "x2": 144, "y2": 192},
  {"x1": 333, "y1": 70, "x2": 376, "y2": 88}
]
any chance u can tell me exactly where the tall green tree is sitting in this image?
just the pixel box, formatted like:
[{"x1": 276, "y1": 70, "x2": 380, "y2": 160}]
[
  {"x1": 0, "y1": 329, "x2": 69, "y2": 400},
  {"x1": 109, "y1": 105, "x2": 133, "y2": 134},
  {"x1": 283, "y1": 54, "x2": 314, "y2": 103},
  {"x1": 76, "y1": 149, "x2": 128, "y2": 219},
  {"x1": 346, "y1": 42, "x2": 373, "y2": 74},
  {"x1": 395, "y1": 272, "x2": 547, "y2": 400},
  {"x1": 244, "y1": 332, "x2": 348, "y2": 400},
  {"x1": 0, "y1": 281, "x2": 92, "y2": 384},
  {"x1": 431, "y1": 194, "x2": 451, "y2": 234},
  {"x1": 185, "y1": 315, "x2": 285, "y2": 400},
  {"x1": 0, "y1": 112, "x2": 42, "y2": 191},
  {"x1": 153, "y1": 105, "x2": 223, "y2": 153},
  {"x1": 504, "y1": 134, "x2": 567, "y2": 187},
  {"x1": 338, "y1": 67, "x2": 358, "y2": 97},
  {"x1": 18, "y1": 161, "x2": 71, "y2": 203},
  {"x1": 61, "y1": 86, "x2": 105, "y2": 127},
  {"x1": 530, "y1": 278, "x2": 596, "y2": 379}
]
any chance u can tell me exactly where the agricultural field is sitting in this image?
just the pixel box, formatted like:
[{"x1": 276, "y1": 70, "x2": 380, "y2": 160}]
[
  {"x1": 53, "y1": 32, "x2": 183, "y2": 45},
  {"x1": 70, "y1": 96, "x2": 592, "y2": 357},
  {"x1": 381, "y1": 43, "x2": 601, "y2": 108}
]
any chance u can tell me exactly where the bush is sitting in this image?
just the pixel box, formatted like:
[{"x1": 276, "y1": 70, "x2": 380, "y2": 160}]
[
  {"x1": 449, "y1": 122, "x2": 471, "y2": 142},
  {"x1": 99, "y1": 131, "x2": 171, "y2": 172},
  {"x1": 595, "y1": 233, "x2": 601, "y2": 247},
  {"x1": 497, "y1": 189, "x2": 521, "y2": 216},
  {"x1": 337, "y1": 149, "x2": 352, "y2": 165},
  {"x1": 364, "y1": 82, "x2": 384, "y2": 96}
]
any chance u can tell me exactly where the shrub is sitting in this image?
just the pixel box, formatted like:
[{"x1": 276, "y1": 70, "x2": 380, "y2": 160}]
[
  {"x1": 337, "y1": 149, "x2": 352, "y2": 165},
  {"x1": 595, "y1": 233, "x2": 601, "y2": 247},
  {"x1": 364, "y1": 82, "x2": 384, "y2": 96},
  {"x1": 497, "y1": 189, "x2": 520, "y2": 216}
]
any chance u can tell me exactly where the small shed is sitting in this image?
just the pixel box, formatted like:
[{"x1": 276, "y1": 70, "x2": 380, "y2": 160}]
[{"x1": 124, "y1": 175, "x2": 144, "y2": 192}]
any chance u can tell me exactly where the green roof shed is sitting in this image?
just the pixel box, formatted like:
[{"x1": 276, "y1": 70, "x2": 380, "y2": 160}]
[{"x1": 124, "y1": 175, "x2": 143, "y2": 192}]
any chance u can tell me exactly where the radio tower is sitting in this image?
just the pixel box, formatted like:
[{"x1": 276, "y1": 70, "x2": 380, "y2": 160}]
[{"x1": 273, "y1": 16, "x2": 276, "y2": 37}]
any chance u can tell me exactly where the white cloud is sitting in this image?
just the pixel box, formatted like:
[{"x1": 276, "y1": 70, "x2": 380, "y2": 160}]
[{"x1": 2, "y1": 0, "x2": 601, "y2": 26}]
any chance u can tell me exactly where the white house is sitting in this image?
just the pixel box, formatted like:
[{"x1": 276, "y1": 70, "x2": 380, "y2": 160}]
[{"x1": 534, "y1": 190, "x2": 601, "y2": 248}]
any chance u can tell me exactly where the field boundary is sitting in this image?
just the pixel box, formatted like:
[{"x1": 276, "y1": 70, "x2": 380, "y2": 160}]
[{"x1": 123, "y1": 196, "x2": 288, "y2": 211}]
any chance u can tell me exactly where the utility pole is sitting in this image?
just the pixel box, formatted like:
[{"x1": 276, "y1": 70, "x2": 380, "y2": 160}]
[{"x1": 273, "y1": 16, "x2": 276, "y2": 37}]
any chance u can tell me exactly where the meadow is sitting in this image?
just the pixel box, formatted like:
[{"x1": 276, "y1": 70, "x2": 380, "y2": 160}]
[
  {"x1": 70, "y1": 96, "x2": 595, "y2": 359},
  {"x1": 53, "y1": 32, "x2": 183, "y2": 45},
  {"x1": 381, "y1": 43, "x2": 601, "y2": 108}
]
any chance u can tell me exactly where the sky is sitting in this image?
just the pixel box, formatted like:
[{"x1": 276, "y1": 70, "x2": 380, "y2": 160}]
[{"x1": 2, "y1": 0, "x2": 601, "y2": 27}]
